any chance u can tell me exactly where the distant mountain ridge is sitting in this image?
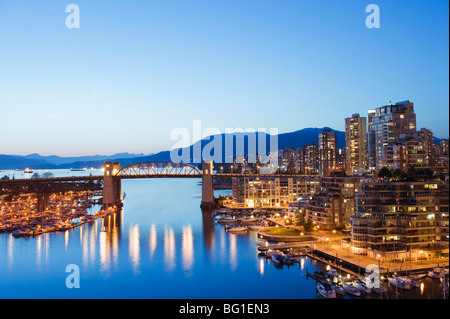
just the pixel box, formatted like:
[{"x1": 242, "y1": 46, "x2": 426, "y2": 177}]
[
  {"x1": 0, "y1": 152, "x2": 149, "y2": 170},
  {"x1": 0, "y1": 127, "x2": 445, "y2": 170}
]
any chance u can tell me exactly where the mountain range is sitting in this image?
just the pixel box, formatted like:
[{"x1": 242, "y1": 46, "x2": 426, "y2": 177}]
[{"x1": 0, "y1": 127, "x2": 444, "y2": 170}]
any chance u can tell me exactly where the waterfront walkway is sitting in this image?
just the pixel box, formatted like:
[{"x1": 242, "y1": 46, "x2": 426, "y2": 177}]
[{"x1": 266, "y1": 218, "x2": 449, "y2": 276}]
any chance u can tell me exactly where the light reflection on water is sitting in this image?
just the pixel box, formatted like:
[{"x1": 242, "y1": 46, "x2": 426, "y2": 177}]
[{"x1": 0, "y1": 173, "x2": 447, "y2": 299}]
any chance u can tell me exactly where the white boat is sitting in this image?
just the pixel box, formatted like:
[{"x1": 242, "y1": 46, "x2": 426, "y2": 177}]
[
  {"x1": 271, "y1": 254, "x2": 284, "y2": 266},
  {"x1": 217, "y1": 218, "x2": 235, "y2": 224},
  {"x1": 388, "y1": 276, "x2": 411, "y2": 290},
  {"x1": 342, "y1": 282, "x2": 361, "y2": 297},
  {"x1": 326, "y1": 268, "x2": 339, "y2": 277},
  {"x1": 398, "y1": 276, "x2": 419, "y2": 288},
  {"x1": 241, "y1": 218, "x2": 258, "y2": 225},
  {"x1": 226, "y1": 225, "x2": 248, "y2": 233},
  {"x1": 265, "y1": 250, "x2": 283, "y2": 258},
  {"x1": 427, "y1": 268, "x2": 447, "y2": 278},
  {"x1": 332, "y1": 284, "x2": 345, "y2": 296},
  {"x1": 283, "y1": 254, "x2": 295, "y2": 265},
  {"x1": 352, "y1": 280, "x2": 372, "y2": 294},
  {"x1": 407, "y1": 273, "x2": 427, "y2": 280},
  {"x1": 361, "y1": 276, "x2": 387, "y2": 294},
  {"x1": 316, "y1": 281, "x2": 336, "y2": 299}
]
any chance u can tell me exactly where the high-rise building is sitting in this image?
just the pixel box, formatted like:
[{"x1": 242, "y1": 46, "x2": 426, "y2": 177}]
[
  {"x1": 297, "y1": 143, "x2": 319, "y2": 175},
  {"x1": 345, "y1": 113, "x2": 367, "y2": 175},
  {"x1": 367, "y1": 100, "x2": 416, "y2": 170},
  {"x1": 382, "y1": 128, "x2": 435, "y2": 170},
  {"x1": 318, "y1": 129, "x2": 337, "y2": 176},
  {"x1": 440, "y1": 139, "x2": 449, "y2": 156}
]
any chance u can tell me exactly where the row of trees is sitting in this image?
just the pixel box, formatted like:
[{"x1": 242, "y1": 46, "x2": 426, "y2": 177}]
[
  {"x1": 377, "y1": 166, "x2": 434, "y2": 181},
  {"x1": 0, "y1": 172, "x2": 55, "y2": 180}
]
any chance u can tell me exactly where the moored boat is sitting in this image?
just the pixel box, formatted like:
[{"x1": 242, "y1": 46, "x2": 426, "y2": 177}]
[
  {"x1": 265, "y1": 249, "x2": 283, "y2": 259},
  {"x1": 388, "y1": 276, "x2": 411, "y2": 290},
  {"x1": 398, "y1": 276, "x2": 419, "y2": 288},
  {"x1": 332, "y1": 284, "x2": 345, "y2": 296},
  {"x1": 352, "y1": 280, "x2": 372, "y2": 294},
  {"x1": 342, "y1": 282, "x2": 361, "y2": 297},
  {"x1": 226, "y1": 225, "x2": 248, "y2": 233},
  {"x1": 326, "y1": 268, "x2": 339, "y2": 277},
  {"x1": 282, "y1": 254, "x2": 295, "y2": 265},
  {"x1": 271, "y1": 254, "x2": 284, "y2": 266},
  {"x1": 316, "y1": 281, "x2": 336, "y2": 299},
  {"x1": 217, "y1": 218, "x2": 235, "y2": 224},
  {"x1": 241, "y1": 218, "x2": 258, "y2": 225}
]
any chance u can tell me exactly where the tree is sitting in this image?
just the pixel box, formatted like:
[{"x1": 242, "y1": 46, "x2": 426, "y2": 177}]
[
  {"x1": 303, "y1": 219, "x2": 314, "y2": 232},
  {"x1": 31, "y1": 173, "x2": 40, "y2": 179},
  {"x1": 392, "y1": 169, "x2": 406, "y2": 181},
  {"x1": 378, "y1": 167, "x2": 391, "y2": 179},
  {"x1": 42, "y1": 172, "x2": 54, "y2": 178},
  {"x1": 405, "y1": 166, "x2": 418, "y2": 181}
]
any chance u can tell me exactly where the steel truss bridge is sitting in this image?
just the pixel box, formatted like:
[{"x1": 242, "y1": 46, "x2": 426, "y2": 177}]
[{"x1": 0, "y1": 161, "x2": 310, "y2": 210}]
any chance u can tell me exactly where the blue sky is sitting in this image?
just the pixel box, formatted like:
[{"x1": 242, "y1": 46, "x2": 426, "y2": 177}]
[{"x1": 0, "y1": 0, "x2": 448, "y2": 156}]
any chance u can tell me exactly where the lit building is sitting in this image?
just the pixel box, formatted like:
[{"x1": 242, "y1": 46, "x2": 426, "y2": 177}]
[
  {"x1": 318, "y1": 129, "x2": 337, "y2": 176},
  {"x1": 298, "y1": 143, "x2": 319, "y2": 175},
  {"x1": 367, "y1": 100, "x2": 416, "y2": 170},
  {"x1": 231, "y1": 176, "x2": 319, "y2": 209},
  {"x1": 440, "y1": 139, "x2": 449, "y2": 156},
  {"x1": 279, "y1": 148, "x2": 299, "y2": 173},
  {"x1": 350, "y1": 180, "x2": 449, "y2": 259},
  {"x1": 305, "y1": 175, "x2": 362, "y2": 230},
  {"x1": 345, "y1": 113, "x2": 367, "y2": 175},
  {"x1": 383, "y1": 128, "x2": 435, "y2": 170}
]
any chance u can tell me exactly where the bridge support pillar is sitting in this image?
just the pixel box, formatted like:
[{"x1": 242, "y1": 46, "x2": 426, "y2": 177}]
[
  {"x1": 36, "y1": 193, "x2": 50, "y2": 212},
  {"x1": 201, "y1": 161, "x2": 215, "y2": 209},
  {"x1": 103, "y1": 162, "x2": 122, "y2": 208}
]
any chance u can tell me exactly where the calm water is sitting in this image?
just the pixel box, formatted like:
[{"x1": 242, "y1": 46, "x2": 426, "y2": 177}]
[{"x1": 0, "y1": 170, "x2": 446, "y2": 299}]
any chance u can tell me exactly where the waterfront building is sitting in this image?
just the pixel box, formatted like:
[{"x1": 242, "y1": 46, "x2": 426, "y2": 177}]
[
  {"x1": 367, "y1": 100, "x2": 417, "y2": 170},
  {"x1": 350, "y1": 179, "x2": 449, "y2": 260},
  {"x1": 305, "y1": 175, "x2": 362, "y2": 230},
  {"x1": 318, "y1": 129, "x2": 337, "y2": 176},
  {"x1": 345, "y1": 113, "x2": 367, "y2": 175},
  {"x1": 231, "y1": 176, "x2": 320, "y2": 209}
]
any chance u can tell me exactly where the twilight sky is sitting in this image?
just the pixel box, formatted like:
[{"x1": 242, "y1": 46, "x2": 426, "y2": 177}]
[{"x1": 0, "y1": 0, "x2": 448, "y2": 156}]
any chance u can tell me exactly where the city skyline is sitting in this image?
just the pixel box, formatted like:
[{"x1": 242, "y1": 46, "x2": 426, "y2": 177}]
[{"x1": 0, "y1": 1, "x2": 448, "y2": 157}]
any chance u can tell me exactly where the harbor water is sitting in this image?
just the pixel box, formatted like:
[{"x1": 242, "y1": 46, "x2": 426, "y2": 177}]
[{"x1": 0, "y1": 170, "x2": 446, "y2": 299}]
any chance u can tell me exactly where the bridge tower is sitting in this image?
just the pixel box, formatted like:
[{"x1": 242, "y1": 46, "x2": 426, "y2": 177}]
[
  {"x1": 36, "y1": 193, "x2": 50, "y2": 212},
  {"x1": 201, "y1": 161, "x2": 215, "y2": 209},
  {"x1": 103, "y1": 162, "x2": 122, "y2": 208}
]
